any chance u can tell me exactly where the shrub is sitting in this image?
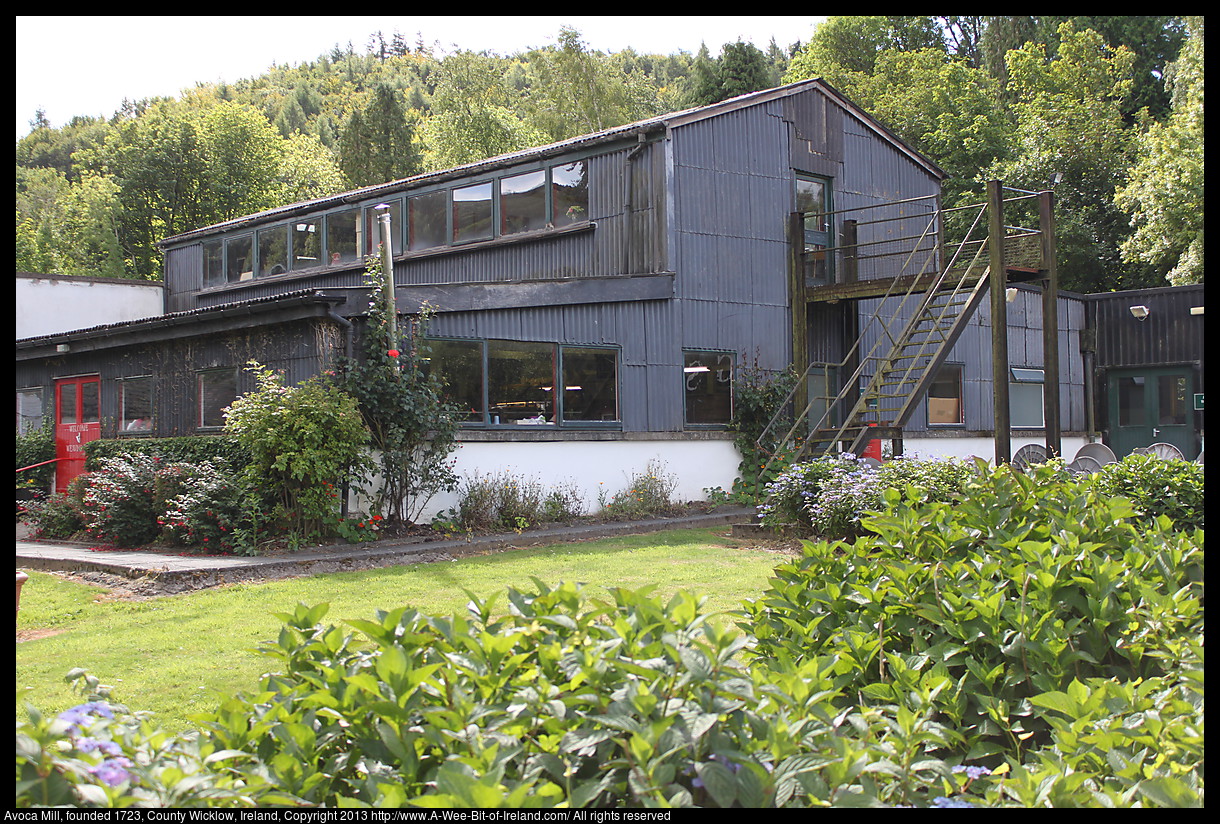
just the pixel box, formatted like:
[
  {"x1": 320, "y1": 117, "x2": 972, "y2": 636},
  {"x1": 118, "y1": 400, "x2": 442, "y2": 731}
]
[
  {"x1": 603, "y1": 459, "x2": 679, "y2": 518},
  {"x1": 729, "y1": 364, "x2": 800, "y2": 501},
  {"x1": 157, "y1": 460, "x2": 249, "y2": 554},
  {"x1": 742, "y1": 461, "x2": 1205, "y2": 766},
  {"x1": 16, "y1": 422, "x2": 55, "y2": 495},
  {"x1": 22, "y1": 475, "x2": 91, "y2": 539},
  {"x1": 224, "y1": 362, "x2": 372, "y2": 541},
  {"x1": 78, "y1": 454, "x2": 162, "y2": 547},
  {"x1": 756, "y1": 458, "x2": 837, "y2": 529},
  {"x1": 1088, "y1": 454, "x2": 1204, "y2": 529},
  {"x1": 455, "y1": 472, "x2": 585, "y2": 531},
  {"x1": 85, "y1": 435, "x2": 251, "y2": 474}
]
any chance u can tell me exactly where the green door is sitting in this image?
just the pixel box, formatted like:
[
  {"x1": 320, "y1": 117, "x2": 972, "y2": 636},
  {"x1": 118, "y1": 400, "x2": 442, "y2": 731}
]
[{"x1": 1108, "y1": 368, "x2": 1197, "y2": 458}]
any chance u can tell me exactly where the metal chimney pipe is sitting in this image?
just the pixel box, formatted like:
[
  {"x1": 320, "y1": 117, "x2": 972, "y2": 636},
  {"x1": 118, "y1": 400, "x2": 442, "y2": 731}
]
[{"x1": 376, "y1": 204, "x2": 397, "y2": 351}]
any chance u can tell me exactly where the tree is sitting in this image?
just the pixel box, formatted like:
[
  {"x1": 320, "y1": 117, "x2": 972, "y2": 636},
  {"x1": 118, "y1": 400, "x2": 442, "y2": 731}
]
[
  {"x1": 717, "y1": 40, "x2": 774, "y2": 100},
  {"x1": 276, "y1": 132, "x2": 347, "y2": 205},
  {"x1": 338, "y1": 83, "x2": 423, "y2": 187},
  {"x1": 342, "y1": 256, "x2": 460, "y2": 526},
  {"x1": 989, "y1": 21, "x2": 1148, "y2": 292},
  {"x1": 788, "y1": 16, "x2": 945, "y2": 79},
  {"x1": 1114, "y1": 17, "x2": 1204, "y2": 285}
]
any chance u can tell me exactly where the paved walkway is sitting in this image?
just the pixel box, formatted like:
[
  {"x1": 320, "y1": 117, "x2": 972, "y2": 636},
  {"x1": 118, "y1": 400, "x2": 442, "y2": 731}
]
[{"x1": 15, "y1": 508, "x2": 754, "y2": 587}]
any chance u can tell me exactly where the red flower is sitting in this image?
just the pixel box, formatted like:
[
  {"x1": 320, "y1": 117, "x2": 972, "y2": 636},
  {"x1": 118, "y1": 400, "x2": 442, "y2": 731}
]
[{"x1": 387, "y1": 349, "x2": 400, "y2": 358}]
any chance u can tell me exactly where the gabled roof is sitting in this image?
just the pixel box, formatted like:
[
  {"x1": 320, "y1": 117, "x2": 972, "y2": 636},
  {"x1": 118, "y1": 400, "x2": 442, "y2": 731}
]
[{"x1": 160, "y1": 79, "x2": 944, "y2": 247}]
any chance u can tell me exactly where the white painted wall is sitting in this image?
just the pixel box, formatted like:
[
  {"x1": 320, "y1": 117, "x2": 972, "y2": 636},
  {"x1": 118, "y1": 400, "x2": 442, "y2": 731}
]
[
  {"x1": 889, "y1": 435, "x2": 1090, "y2": 463},
  {"x1": 355, "y1": 437, "x2": 743, "y2": 524},
  {"x1": 15, "y1": 275, "x2": 163, "y2": 339}
]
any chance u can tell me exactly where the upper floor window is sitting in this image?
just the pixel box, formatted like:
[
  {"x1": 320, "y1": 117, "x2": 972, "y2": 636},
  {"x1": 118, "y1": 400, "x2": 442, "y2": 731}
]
[
  {"x1": 199, "y1": 159, "x2": 591, "y2": 287},
  {"x1": 796, "y1": 174, "x2": 832, "y2": 286}
]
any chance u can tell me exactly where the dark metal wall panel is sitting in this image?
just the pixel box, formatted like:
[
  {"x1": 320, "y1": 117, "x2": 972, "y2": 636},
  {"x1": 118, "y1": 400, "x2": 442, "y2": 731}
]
[
  {"x1": 164, "y1": 244, "x2": 201, "y2": 313},
  {"x1": 1086, "y1": 285, "x2": 1205, "y2": 370}
]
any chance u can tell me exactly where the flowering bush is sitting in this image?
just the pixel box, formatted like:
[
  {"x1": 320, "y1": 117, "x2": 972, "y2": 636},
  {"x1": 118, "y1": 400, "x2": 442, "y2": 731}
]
[
  {"x1": 603, "y1": 459, "x2": 679, "y2": 518},
  {"x1": 157, "y1": 460, "x2": 248, "y2": 554},
  {"x1": 756, "y1": 458, "x2": 837, "y2": 529},
  {"x1": 78, "y1": 454, "x2": 162, "y2": 547},
  {"x1": 22, "y1": 474, "x2": 91, "y2": 539}
]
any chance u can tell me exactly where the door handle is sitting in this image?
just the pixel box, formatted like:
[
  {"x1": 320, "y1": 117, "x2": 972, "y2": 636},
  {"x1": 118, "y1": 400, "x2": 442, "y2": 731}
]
[{"x1": 1152, "y1": 427, "x2": 1160, "y2": 437}]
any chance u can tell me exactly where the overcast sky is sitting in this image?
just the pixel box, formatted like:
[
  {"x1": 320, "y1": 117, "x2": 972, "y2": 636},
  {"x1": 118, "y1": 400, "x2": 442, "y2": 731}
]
[{"x1": 16, "y1": 16, "x2": 825, "y2": 138}]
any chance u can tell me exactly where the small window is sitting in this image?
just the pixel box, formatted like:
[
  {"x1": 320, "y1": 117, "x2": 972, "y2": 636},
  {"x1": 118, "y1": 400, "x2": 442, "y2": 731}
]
[
  {"x1": 797, "y1": 174, "x2": 832, "y2": 285},
  {"x1": 81, "y1": 380, "x2": 100, "y2": 424},
  {"x1": 1010, "y1": 367, "x2": 1045, "y2": 428},
  {"x1": 227, "y1": 234, "x2": 254, "y2": 282},
  {"x1": 684, "y1": 351, "x2": 734, "y2": 426},
  {"x1": 16, "y1": 388, "x2": 44, "y2": 435},
  {"x1": 203, "y1": 239, "x2": 225, "y2": 287},
  {"x1": 453, "y1": 182, "x2": 494, "y2": 244},
  {"x1": 409, "y1": 191, "x2": 448, "y2": 251},
  {"x1": 487, "y1": 341, "x2": 555, "y2": 425},
  {"x1": 927, "y1": 364, "x2": 964, "y2": 426},
  {"x1": 561, "y1": 347, "x2": 618, "y2": 422},
  {"x1": 326, "y1": 209, "x2": 361, "y2": 266},
  {"x1": 425, "y1": 338, "x2": 486, "y2": 423},
  {"x1": 257, "y1": 225, "x2": 288, "y2": 278},
  {"x1": 198, "y1": 369, "x2": 238, "y2": 429},
  {"x1": 501, "y1": 170, "x2": 548, "y2": 235},
  {"x1": 1117, "y1": 376, "x2": 1146, "y2": 427},
  {"x1": 291, "y1": 220, "x2": 322, "y2": 270},
  {"x1": 119, "y1": 377, "x2": 154, "y2": 433},
  {"x1": 552, "y1": 161, "x2": 588, "y2": 226}
]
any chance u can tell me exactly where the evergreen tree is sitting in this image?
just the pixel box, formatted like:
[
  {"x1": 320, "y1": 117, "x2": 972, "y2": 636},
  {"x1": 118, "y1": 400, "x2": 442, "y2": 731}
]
[
  {"x1": 338, "y1": 83, "x2": 422, "y2": 187},
  {"x1": 718, "y1": 40, "x2": 773, "y2": 100}
]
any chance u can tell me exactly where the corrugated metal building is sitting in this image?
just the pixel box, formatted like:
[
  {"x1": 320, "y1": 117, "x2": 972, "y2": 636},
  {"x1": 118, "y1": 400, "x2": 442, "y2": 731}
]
[{"x1": 16, "y1": 79, "x2": 1111, "y2": 515}]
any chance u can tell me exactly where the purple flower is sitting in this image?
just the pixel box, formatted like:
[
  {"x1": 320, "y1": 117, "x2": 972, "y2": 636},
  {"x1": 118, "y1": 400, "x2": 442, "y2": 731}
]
[
  {"x1": 76, "y1": 737, "x2": 123, "y2": 757},
  {"x1": 89, "y1": 757, "x2": 133, "y2": 787},
  {"x1": 56, "y1": 702, "x2": 114, "y2": 733},
  {"x1": 932, "y1": 796, "x2": 975, "y2": 808},
  {"x1": 952, "y1": 765, "x2": 992, "y2": 781}
]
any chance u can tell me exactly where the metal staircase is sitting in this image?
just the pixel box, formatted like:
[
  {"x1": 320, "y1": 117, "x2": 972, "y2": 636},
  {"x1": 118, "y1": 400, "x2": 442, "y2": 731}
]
[{"x1": 763, "y1": 198, "x2": 999, "y2": 468}]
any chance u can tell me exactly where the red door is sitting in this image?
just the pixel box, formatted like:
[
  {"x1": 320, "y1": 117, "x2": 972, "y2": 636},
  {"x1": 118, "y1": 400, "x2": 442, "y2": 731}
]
[{"x1": 54, "y1": 376, "x2": 101, "y2": 493}]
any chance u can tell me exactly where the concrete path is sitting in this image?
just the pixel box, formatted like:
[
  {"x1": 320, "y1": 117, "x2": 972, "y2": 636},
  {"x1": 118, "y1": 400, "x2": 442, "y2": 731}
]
[{"x1": 15, "y1": 508, "x2": 754, "y2": 588}]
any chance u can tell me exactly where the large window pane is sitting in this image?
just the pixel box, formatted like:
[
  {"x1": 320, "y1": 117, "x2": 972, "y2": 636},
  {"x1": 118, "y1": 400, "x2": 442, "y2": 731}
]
[
  {"x1": 488, "y1": 341, "x2": 554, "y2": 425},
  {"x1": 326, "y1": 209, "x2": 360, "y2": 266},
  {"x1": 257, "y1": 225, "x2": 288, "y2": 278},
  {"x1": 928, "y1": 364, "x2": 964, "y2": 425},
  {"x1": 501, "y1": 171, "x2": 548, "y2": 235},
  {"x1": 198, "y1": 370, "x2": 237, "y2": 428},
  {"x1": 453, "y1": 182, "x2": 494, "y2": 243},
  {"x1": 685, "y1": 351, "x2": 734, "y2": 425},
  {"x1": 552, "y1": 161, "x2": 588, "y2": 226},
  {"x1": 81, "y1": 380, "x2": 100, "y2": 424},
  {"x1": 561, "y1": 347, "x2": 618, "y2": 422},
  {"x1": 203, "y1": 239, "x2": 225, "y2": 287},
  {"x1": 796, "y1": 176, "x2": 827, "y2": 233},
  {"x1": 425, "y1": 339, "x2": 485, "y2": 423},
  {"x1": 409, "y1": 191, "x2": 448, "y2": 251},
  {"x1": 227, "y1": 235, "x2": 253, "y2": 282},
  {"x1": 364, "y1": 200, "x2": 403, "y2": 255},
  {"x1": 1158, "y1": 376, "x2": 1188, "y2": 425},
  {"x1": 1117, "y1": 376, "x2": 1146, "y2": 426},
  {"x1": 291, "y1": 219, "x2": 322, "y2": 270},
  {"x1": 120, "y1": 377, "x2": 153, "y2": 432},
  {"x1": 58, "y1": 383, "x2": 77, "y2": 425},
  {"x1": 17, "y1": 388, "x2": 44, "y2": 434}
]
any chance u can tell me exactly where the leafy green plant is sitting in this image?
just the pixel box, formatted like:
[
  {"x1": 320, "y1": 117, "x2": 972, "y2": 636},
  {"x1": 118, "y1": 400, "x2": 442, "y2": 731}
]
[
  {"x1": 85, "y1": 435, "x2": 252, "y2": 473},
  {"x1": 224, "y1": 361, "x2": 372, "y2": 541},
  {"x1": 1088, "y1": 454, "x2": 1204, "y2": 529},
  {"x1": 16, "y1": 421, "x2": 55, "y2": 494},
  {"x1": 157, "y1": 460, "x2": 249, "y2": 554},
  {"x1": 21, "y1": 474, "x2": 91, "y2": 539},
  {"x1": 455, "y1": 472, "x2": 585, "y2": 531},
  {"x1": 729, "y1": 363, "x2": 799, "y2": 501},
  {"x1": 741, "y1": 461, "x2": 1205, "y2": 767}
]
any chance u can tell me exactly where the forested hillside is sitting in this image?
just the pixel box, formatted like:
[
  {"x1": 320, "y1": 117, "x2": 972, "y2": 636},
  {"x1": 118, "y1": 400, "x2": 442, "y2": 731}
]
[{"x1": 15, "y1": 17, "x2": 1201, "y2": 294}]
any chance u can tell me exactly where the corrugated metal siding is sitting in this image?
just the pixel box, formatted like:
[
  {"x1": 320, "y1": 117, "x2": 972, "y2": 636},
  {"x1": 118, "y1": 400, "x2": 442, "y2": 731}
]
[
  {"x1": 858, "y1": 288, "x2": 1086, "y2": 433},
  {"x1": 1087, "y1": 285, "x2": 1205, "y2": 370}
]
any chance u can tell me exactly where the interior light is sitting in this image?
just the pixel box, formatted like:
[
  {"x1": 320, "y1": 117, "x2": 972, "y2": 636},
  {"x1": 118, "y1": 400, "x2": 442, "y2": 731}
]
[{"x1": 684, "y1": 366, "x2": 711, "y2": 373}]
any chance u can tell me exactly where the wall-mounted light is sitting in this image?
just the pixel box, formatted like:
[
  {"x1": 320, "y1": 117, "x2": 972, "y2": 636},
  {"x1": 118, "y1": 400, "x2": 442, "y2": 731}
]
[
  {"x1": 1130, "y1": 305, "x2": 1150, "y2": 321},
  {"x1": 1190, "y1": 306, "x2": 1204, "y2": 316},
  {"x1": 56, "y1": 343, "x2": 70, "y2": 353},
  {"x1": 1005, "y1": 287, "x2": 1018, "y2": 303}
]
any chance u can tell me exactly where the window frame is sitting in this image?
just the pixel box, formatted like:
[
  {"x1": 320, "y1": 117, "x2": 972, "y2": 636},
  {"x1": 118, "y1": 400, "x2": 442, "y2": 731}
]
[
  {"x1": 796, "y1": 173, "x2": 833, "y2": 285},
  {"x1": 196, "y1": 368, "x2": 238, "y2": 430},
  {"x1": 425, "y1": 337, "x2": 620, "y2": 429},
  {"x1": 1010, "y1": 367, "x2": 1046, "y2": 429},
  {"x1": 117, "y1": 376, "x2": 155, "y2": 435},
  {"x1": 16, "y1": 387, "x2": 44, "y2": 435},
  {"x1": 683, "y1": 349, "x2": 735, "y2": 428},
  {"x1": 927, "y1": 363, "x2": 965, "y2": 427}
]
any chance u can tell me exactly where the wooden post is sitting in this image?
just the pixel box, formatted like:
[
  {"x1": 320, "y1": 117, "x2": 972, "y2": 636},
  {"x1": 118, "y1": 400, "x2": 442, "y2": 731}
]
[
  {"x1": 1039, "y1": 190, "x2": 1061, "y2": 458},
  {"x1": 988, "y1": 180, "x2": 1011, "y2": 464},
  {"x1": 788, "y1": 213, "x2": 809, "y2": 419}
]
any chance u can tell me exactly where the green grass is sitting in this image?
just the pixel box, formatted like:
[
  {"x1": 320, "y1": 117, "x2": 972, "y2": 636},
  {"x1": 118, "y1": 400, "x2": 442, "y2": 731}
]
[{"x1": 15, "y1": 527, "x2": 790, "y2": 733}]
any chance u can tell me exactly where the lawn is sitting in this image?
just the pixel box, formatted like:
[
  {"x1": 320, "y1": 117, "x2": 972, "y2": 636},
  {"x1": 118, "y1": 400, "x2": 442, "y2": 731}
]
[{"x1": 15, "y1": 527, "x2": 792, "y2": 734}]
